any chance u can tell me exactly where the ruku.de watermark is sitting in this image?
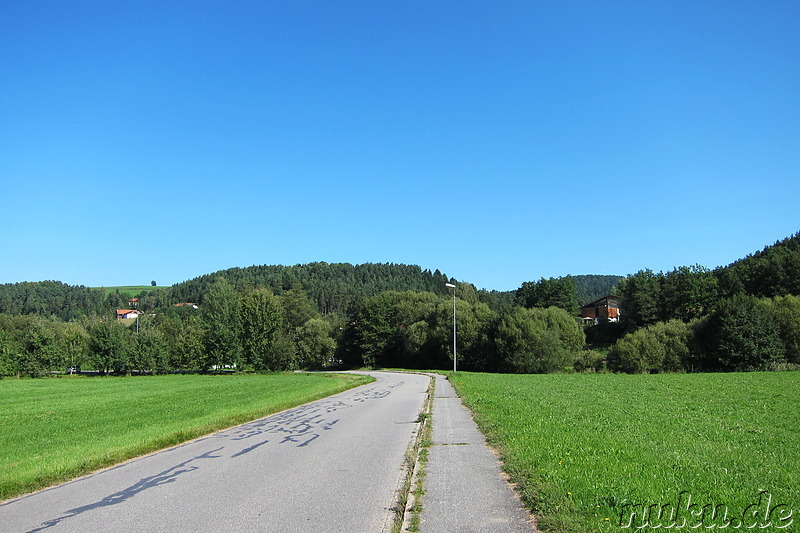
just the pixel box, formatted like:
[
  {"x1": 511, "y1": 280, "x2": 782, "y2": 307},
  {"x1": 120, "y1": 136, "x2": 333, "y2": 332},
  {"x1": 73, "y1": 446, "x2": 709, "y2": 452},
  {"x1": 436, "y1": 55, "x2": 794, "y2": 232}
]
[{"x1": 618, "y1": 491, "x2": 793, "y2": 529}]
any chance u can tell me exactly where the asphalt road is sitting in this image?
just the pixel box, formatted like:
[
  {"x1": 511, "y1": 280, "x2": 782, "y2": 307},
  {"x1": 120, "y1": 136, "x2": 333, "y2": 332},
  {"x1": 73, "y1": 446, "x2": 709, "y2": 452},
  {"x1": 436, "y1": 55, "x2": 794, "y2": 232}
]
[{"x1": 0, "y1": 372, "x2": 430, "y2": 533}]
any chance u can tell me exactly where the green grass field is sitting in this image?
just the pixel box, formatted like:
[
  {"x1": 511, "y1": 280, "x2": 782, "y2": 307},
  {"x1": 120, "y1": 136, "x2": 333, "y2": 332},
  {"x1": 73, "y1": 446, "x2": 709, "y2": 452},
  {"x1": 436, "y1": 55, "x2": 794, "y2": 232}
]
[
  {"x1": 0, "y1": 372, "x2": 371, "y2": 501},
  {"x1": 449, "y1": 371, "x2": 799, "y2": 532},
  {"x1": 94, "y1": 285, "x2": 169, "y2": 297}
]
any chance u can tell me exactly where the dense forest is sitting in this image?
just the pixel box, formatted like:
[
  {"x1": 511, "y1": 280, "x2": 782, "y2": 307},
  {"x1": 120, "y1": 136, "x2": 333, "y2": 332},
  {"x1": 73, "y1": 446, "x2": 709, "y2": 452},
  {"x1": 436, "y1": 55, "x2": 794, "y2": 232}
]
[
  {"x1": 0, "y1": 268, "x2": 621, "y2": 323},
  {"x1": 0, "y1": 232, "x2": 797, "y2": 377},
  {"x1": 170, "y1": 263, "x2": 455, "y2": 314},
  {"x1": 574, "y1": 275, "x2": 624, "y2": 304},
  {"x1": 0, "y1": 281, "x2": 107, "y2": 321},
  {"x1": 609, "y1": 231, "x2": 800, "y2": 372}
]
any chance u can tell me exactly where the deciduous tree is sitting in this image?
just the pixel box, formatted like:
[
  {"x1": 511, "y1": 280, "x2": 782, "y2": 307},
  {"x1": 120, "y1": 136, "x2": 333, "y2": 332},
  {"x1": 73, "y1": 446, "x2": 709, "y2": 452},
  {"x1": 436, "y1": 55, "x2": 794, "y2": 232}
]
[
  {"x1": 201, "y1": 278, "x2": 241, "y2": 371},
  {"x1": 493, "y1": 307, "x2": 575, "y2": 374},
  {"x1": 240, "y1": 289, "x2": 286, "y2": 371},
  {"x1": 708, "y1": 294, "x2": 785, "y2": 371},
  {"x1": 515, "y1": 276, "x2": 578, "y2": 314},
  {"x1": 619, "y1": 269, "x2": 662, "y2": 331},
  {"x1": 88, "y1": 320, "x2": 132, "y2": 374}
]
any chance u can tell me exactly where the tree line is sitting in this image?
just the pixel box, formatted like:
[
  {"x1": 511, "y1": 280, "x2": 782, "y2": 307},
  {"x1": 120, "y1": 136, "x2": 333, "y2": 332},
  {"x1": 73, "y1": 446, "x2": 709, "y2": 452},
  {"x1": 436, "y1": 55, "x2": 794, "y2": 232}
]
[
  {"x1": 170, "y1": 262, "x2": 458, "y2": 315},
  {"x1": 338, "y1": 290, "x2": 585, "y2": 373},
  {"x1": 0, "y1": 267, "x2": 620, "y2": 324},
  {"x1": 0, "y1": 280, "x2": 340, "y2": 377},
  {"x1": 0, "y1": 280, "x2": 589, "y2": 377},
  {"x1": 1, "y1": 232, "x2": 797, "y2": 377},
  {"x1": 604, "y1": 231, "x2": 800, "y2": 373},
  {"x1": 0, "y1": 281, "x2": 108, "y2": 321}
]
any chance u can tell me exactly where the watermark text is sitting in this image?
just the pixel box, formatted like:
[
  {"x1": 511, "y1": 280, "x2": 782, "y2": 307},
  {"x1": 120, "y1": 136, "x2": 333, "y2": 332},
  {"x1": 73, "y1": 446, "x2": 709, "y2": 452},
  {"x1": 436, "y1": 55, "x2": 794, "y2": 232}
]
[{"x1": 618, "y1": 491, "x2": 793, "y2": 529}]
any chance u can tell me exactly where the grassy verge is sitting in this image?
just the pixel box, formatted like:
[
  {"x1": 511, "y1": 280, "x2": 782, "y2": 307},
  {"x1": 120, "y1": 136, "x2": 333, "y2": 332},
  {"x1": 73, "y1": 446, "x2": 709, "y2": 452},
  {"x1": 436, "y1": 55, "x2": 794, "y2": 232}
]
[
  {"x1": 398, "y1": 375, "x2": 434, "y2": 533},
  {"x1": 0, "y1": 372, "x2": 372, "y2": 500},
  {"x1": 449, "y1": 371, "x2": 799, "y2": 532},
  {"x1": 406, "y1": 381, "x2": 434, "y2": 532}
]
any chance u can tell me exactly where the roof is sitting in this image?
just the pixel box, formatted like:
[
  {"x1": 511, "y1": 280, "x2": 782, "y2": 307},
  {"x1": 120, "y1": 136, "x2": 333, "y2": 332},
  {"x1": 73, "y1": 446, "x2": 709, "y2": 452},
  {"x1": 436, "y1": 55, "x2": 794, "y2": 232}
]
[{"x1": 580, "y1": 295, "x2": 620, "y2": 308}]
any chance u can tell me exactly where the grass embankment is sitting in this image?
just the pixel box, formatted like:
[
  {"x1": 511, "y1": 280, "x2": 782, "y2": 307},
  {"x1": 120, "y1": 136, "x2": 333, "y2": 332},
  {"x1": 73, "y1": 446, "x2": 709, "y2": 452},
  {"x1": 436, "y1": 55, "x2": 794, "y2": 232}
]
[
  {"x1": 0, "y1": 372, "x2": 372, "y2": 501},
  {"x1": 449, "y1": 372, "x2": 799, "y2": 532}
]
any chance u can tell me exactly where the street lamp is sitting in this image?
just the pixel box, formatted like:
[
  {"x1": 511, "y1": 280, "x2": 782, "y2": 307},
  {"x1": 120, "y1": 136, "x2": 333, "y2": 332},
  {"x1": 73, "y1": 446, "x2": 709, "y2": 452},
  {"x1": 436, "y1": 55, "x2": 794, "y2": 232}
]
[{"x1": 445, "y1": 282, "x2": 457, "y2": 373}]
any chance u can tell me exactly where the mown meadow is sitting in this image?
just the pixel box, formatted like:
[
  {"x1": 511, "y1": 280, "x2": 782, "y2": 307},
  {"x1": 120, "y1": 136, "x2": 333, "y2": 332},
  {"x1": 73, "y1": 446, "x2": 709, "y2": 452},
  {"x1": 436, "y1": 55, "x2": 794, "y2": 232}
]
[
  {"x1": 0, "y1": 372, "x2": 371, "y2": 500},
  {"x1": 449, "y1": 371, "x2": 799, "y2": 532},
  {"x1": 94, "y1": 285, "x2": 167, "y2": 297}
]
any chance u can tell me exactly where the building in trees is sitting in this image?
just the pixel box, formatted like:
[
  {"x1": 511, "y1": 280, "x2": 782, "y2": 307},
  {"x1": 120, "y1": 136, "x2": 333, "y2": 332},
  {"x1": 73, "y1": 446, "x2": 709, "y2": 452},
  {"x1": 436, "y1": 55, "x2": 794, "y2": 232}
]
[{"x1": 579, "y1": 295, "x2": 620, "y2": 324}]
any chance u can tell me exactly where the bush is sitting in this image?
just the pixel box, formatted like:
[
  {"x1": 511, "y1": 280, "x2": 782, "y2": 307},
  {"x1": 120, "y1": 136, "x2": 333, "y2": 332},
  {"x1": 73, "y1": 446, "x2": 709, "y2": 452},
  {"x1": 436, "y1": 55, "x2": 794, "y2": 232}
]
[
  {"x1": 584, "y1": 321, "x2": 624, "y2": 345},
  {"x1": 706, "y1": 294, "x2": 785, "y2": 371},
  {"x1": 573, "y1": 349, "x2": 606, "y2": 373},
  {"x1": 494, "y1": 307, "x2": 580, "y2": 373},
  {"x1": 608, "y1": 320, "x2": 693, "y2": 373},
  {"x1": 763, "y1": 294, "x2": 800, "y2": 365},
  {"x1": 0, "y1": 330, "x2": 18, "y2": 378}
]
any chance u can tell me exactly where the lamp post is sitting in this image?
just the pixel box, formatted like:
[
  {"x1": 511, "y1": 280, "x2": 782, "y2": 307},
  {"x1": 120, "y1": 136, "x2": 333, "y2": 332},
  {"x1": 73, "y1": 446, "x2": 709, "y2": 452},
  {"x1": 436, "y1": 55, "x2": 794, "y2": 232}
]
[{"x1": 445, "y1": 282, "x2": 457, "y2": 373}]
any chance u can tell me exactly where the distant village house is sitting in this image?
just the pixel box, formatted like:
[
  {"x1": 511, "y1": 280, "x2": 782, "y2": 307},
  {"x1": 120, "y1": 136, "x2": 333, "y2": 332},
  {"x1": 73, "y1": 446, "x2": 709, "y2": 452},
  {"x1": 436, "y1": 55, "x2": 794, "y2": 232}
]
[
  {"x1": 116, "y1": 309, "x2": 141, "y2": 320},
  {"x1": 579, "y1": 295, "x2": 620, "y2": 324}
]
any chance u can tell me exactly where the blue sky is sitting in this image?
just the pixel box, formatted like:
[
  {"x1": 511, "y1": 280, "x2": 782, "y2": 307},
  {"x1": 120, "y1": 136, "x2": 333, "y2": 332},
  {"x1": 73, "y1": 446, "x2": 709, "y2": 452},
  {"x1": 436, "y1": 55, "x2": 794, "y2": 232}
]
[{"x1": 1, "y1": 1, "x2": 798, "y2": 291}]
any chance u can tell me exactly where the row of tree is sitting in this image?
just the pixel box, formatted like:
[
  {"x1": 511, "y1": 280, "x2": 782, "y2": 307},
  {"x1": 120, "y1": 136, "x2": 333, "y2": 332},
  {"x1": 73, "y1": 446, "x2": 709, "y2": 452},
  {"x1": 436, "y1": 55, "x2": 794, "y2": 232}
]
[
  {"x1": 1, "y1": 232, "x2": 796, "y2": 377},
  {"x1": 338, "y1": 290, "x2": 585, "y2": 373},
  {"x1": 619, "y1": 232, "x2": 800, "y2": 332},
  {"x1": 609, "y1": 294, "x2": 800, "y2": 373},
  {"x1": 0, "y1": 279, "x2": 592, "y2": 377},
  {"x1": 0, "y1": 267, "x2": 624, "y2": 325},
  {"x1": 513, "y1": 274, "x2": 624, "y2": 315},
  {"x1": 599, "y1": 232, "x2": 800, "y2": 373},
  {"x1": 0, "y1": 281, "x2": 108, "y2": 321},
  {"x1": 0, "y1": 281, "x2": 339, "y2": 377},
  {"x1": 515, "y1": 276, "x2": 580, "y2": 314},
  {"x1": 336, "y1": 285, "x2": 800, "y2": 376}
]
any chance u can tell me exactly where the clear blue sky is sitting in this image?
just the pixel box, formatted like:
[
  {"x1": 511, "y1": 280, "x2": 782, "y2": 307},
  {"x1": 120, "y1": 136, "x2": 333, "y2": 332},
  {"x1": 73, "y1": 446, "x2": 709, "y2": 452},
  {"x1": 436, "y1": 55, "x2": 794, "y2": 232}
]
[{"x1": 2, "y1": 1, "x2": 798, "y2": 291}]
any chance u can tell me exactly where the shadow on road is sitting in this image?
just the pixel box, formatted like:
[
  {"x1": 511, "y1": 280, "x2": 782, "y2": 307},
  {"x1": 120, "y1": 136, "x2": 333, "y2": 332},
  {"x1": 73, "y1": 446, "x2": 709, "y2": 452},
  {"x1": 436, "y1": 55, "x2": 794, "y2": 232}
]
[
  {"x1": 23, "y1": 378, "x2": 405, "y2": 532},
  {"x1": 220, "y1": 381, "x2": 404, "y2": 451},
  {"x1": 26, "y1": 448, "x2": 223, "y2": 533}
]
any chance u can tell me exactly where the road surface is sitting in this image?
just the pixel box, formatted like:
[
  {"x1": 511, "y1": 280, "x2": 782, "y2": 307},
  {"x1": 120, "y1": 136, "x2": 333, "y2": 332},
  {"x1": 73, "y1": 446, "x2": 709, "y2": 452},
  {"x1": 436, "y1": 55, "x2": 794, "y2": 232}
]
[
  {"x1": 420, "y1": 374, "x2": 535, "y2": 532},
  {"x1": 0, "y1": 372, "x2": 429, "y2": 533}
]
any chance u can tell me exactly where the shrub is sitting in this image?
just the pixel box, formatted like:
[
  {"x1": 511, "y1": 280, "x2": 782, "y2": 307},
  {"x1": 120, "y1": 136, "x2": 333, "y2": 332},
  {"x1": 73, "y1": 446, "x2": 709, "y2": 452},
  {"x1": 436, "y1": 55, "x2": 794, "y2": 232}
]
[
  {"x1": 707, "y1": 294, "x2": 785, "y2": 371},
  {"x1": 573, "y1": 349, "x2": 606, "y2": 373},
  {"x1": 494, "y1": 307, "x2": 579, "y2": 373},
  {"x1": 608, "y1": 320, "x2": 693, "y2": 373},
  {"x1": 763, "y1": 294, "x2": 800, "y2": 365},
  {"x1": 0, "y1": 330, "x2": 19, "y2": 378},
  {"x1": 584, "y1": 321, "x2": 624, "y2": 345}
]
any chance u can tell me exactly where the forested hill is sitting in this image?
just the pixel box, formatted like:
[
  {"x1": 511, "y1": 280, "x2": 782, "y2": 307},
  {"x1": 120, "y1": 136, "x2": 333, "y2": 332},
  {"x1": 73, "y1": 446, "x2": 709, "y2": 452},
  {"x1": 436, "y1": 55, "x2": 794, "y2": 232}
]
[
  {"x1": 170, "y1": 262, "x2": 454, "y2": 314},
  {"x1": 617, "y1": 230, "x2": 800, "y2": 332},
  {"x1": 715, "y1": 231, "x2": 800, "y2": 297},
  {"x1": 574, "y1": 275, "x2": 624, "y2": 304},
  {"x1": 0, "y1": 281, "x2": 106, "y2": 321},
  {"x1": 2, "y1": 230, "x2": 794, "y2": 322},
  {"x1": 503, "y1": 275, "x2": 625, "y2": 310}
]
